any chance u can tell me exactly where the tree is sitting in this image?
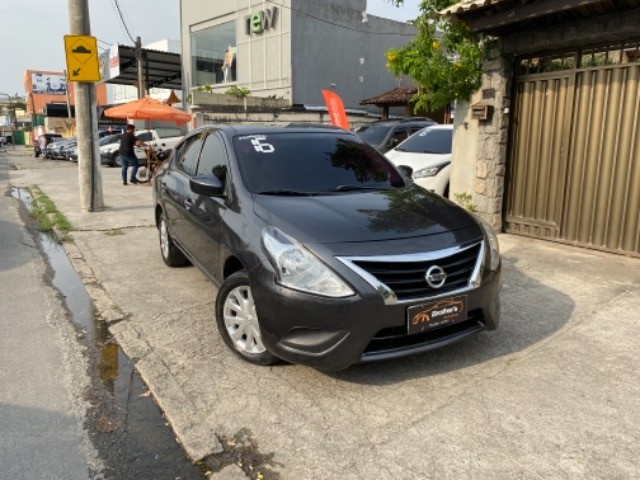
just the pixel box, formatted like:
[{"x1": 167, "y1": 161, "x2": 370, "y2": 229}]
[{"x1": 386, "y1": 0, "x2": 483, "y2": 111}]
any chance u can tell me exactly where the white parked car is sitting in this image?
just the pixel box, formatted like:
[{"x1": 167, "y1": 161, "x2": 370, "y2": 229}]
[
  {"x1": 99, "y1": 128, "x2": 183, "y2": 167},
  {"x1": 385, "y1": 124, "x2": 453, "y2": 197}
]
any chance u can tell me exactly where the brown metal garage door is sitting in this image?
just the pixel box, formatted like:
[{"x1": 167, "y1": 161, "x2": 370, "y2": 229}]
[{"x1": 505, "y1": 44, "x2": 640, "y2": 256}]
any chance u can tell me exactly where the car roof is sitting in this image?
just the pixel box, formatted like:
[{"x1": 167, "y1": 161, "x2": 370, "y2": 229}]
[
  {"x1": 193, "y1": 125, "x2": 357, "y2": 137},
  {"x1": 419, "y1": 124, "x2": 453, "y2": 131},
  {"x1": 367, "y1": 118, "x2": 435, "y2": 126}
]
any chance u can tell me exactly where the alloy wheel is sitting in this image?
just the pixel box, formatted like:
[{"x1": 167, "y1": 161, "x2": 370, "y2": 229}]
[
  {"x1": 223, "y1": 286, "x2": 266, "y2": 354},
  {"x1": 159, "y1": 218, "x2": 170, "y2": 260}
]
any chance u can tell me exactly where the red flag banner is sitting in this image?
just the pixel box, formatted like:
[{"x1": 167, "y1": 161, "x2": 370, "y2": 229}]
[{"x1": 322, "y1": 90, "x2": 350, "y2": 130}]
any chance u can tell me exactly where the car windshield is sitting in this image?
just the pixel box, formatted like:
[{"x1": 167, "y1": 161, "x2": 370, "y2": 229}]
[
  {"x1": 356, "y1": 124, "x2": 392, "y2": 145},
  {"x1": 395, "y1": 128, "x2": 452, "y2": 154},
  {"x1": 99, "y1": 134, "x2": 121, "y2": 146},
  {"x1": 233, "y1": 132, "x2": 407, "y2": 194}
]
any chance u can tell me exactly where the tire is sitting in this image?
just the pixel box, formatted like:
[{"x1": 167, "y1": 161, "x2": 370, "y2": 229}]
[
  {"x1": 109, "y1": 152, "x2": 119, "y2": 167},
  {"x1": 215, "y1": 270, "x2": 280, "y2": 366},
  {"x1": 114, "y1": 155, "x2": 122, "y2": 167},
  {"x1": 135, "y1": 166, "x2": 152, "y2": 183},
  {"x1": 158, "y1": 212, "x2": 187, "y2": 267}
]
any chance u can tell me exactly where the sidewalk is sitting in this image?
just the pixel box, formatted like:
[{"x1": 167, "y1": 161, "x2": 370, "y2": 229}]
[{"x1": 7, "y1": 154, "x2": 640, "y2": 479}]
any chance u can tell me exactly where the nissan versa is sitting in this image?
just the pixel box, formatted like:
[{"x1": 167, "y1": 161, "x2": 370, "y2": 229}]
[{"x1": 153, "y1": 125, "x2": 502, "y2": 371}]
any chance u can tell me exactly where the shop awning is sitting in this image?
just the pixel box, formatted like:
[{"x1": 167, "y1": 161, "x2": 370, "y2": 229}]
[{"x1": 105, "y1": 45, "x2": 182, "y2": 90}]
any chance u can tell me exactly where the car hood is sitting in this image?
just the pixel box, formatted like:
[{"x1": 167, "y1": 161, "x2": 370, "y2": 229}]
[
  {"x1": 385, "y1": 150, "x2": 451, "y2": 170},
  {"x1": 253, "y1": 184, "x2": 476, "y2": 244}
]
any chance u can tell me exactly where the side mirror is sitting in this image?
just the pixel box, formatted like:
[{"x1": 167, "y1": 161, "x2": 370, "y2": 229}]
[
  {"x1": 190, "y1": 175, "x2": 224, "y2": 197},
  {"x1": 397, "y1": 165, "x2": 413, "y2": 178},
  {"x1": 388, "y1": 138, "x2": 400, "y2": 148}
]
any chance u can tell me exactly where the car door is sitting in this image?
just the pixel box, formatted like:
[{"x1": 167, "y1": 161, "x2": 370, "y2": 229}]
[
  {"x1": 182, "y1": 131, "x2": 230, "y2": 282},
  {"x1": 160, "y1": 133, "x2": 205, "y2": 256}
]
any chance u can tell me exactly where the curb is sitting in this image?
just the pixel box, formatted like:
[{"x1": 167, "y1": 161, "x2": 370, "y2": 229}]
[{"x1": 61, "y1": 237, "x2": 226, "y2": 462}]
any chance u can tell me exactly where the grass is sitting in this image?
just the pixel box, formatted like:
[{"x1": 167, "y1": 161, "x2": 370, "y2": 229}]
[{"x1": 29, "y1": 185, "x2": 73, "y2": 242}]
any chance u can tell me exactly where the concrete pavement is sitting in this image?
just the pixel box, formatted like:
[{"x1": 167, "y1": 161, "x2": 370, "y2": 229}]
[{"x1": 5, "y1": 152, "x2": 640, "y2": 479}]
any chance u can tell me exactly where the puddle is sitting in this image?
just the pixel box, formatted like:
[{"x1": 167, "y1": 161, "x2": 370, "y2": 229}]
[{"x1": 11, "y1": 186, "x2": 206, "y2": 479}]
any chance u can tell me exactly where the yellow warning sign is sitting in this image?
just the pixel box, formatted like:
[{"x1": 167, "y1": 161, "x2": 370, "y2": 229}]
[{"x1": 64, "y1": 35, "x2": 101, "y2": 82}]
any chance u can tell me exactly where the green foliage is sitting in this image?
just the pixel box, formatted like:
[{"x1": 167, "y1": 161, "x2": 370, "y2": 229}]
[
  {"x1": 225, "y1": 86, "x2": 251, "y2": 98},
  {"x1": 386, "y1": 0, "x2": 483, "y2": 111},
  {"x1": 29, "y1": 185, "x2": 73, "y2": 241},
  {"x1": 453, "y1": 191, "x2": 475, "y2": 212}
]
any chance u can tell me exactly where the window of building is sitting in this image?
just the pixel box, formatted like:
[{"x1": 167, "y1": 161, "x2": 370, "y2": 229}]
[{"x1": 191, "y1": 21, "x2": 236, "y2": 87}]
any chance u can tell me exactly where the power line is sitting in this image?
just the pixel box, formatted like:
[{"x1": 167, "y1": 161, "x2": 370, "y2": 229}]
[
  {"x1": 111, "y1": 0, "x2": 135, "y2": 43},
  {"x1": 266, "y1": 0, "x2": 417, "y2": 37}
]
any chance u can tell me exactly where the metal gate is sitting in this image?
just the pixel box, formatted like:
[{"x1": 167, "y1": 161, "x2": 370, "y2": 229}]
[{"x1": 506, "y1": 43, "x2": 640, "y2": 256}]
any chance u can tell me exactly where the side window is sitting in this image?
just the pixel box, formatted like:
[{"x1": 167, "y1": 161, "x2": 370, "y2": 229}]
[
  {"x1": 196, "y1": 132, "x2": 228, "y2": 183},
  {"x1": 392, "y1": 127, "x2": 409, "y2": 143},
  {"x1": 137, "y1": 132, "x2": 153, "y2": 142},
  {"x1": 409, "y1": 126, "x2": 423, "y2": 135},
  {"x1": 177, "y1": 135, "x2": 204, "y2": 176}
]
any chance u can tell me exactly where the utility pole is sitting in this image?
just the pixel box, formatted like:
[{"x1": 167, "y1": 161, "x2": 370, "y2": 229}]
[
  {"x1": 68, "y1": 0, "x2": 104, "y2": 212},
  {"x1": 136, "y1": 36, "x2": 144, "y2": 99}
]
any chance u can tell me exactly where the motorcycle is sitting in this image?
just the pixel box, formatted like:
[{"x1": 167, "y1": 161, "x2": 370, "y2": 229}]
[{"x1": 135, "y1": 146, "x2": 173, "y2": 184}]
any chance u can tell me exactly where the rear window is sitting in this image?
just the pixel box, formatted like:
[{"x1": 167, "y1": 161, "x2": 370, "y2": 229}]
[
  {"x1": 233, "y1": 133, "x2": 406, "y2": 194},
  {"x1": 395, "y1": 128, "x2": 452, "y2": 154}
]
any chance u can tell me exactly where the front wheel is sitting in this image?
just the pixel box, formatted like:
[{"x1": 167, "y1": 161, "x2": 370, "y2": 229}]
[
  {"x1": 114, "y1": 154, "x2": 122, "y2": 167},
  {"x1": 136, "y1": 166, "x2": 152, "y2": 183},
  {"x1": 158, "y1": 212, "x2": 187, "y2": 267},
  {"x1": 215, "y1": 271, "x2": 280, "y2": 366}
]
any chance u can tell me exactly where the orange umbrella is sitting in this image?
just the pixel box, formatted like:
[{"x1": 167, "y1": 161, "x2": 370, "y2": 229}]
[{"x1": 104, "y1": 96, "x2": 191, "y2": 126}]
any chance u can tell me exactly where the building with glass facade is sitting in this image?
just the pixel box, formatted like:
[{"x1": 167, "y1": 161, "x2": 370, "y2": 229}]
[{"x1": 181, "y1": 0, "x2": 415, "y2": 116}]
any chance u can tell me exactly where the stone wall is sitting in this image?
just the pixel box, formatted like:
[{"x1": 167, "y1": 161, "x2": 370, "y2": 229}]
[{"x1": 451, "y1": 39, "x2": 512, "y2": 229}]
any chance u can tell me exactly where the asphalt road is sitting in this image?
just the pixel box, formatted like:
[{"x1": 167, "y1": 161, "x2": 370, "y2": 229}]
[
  {"x1": 5, "y1": 150, "x2": 640, "y2": 479},
  {"x1": 0, "y1": 152, "x2": 102, "y2": 479}
]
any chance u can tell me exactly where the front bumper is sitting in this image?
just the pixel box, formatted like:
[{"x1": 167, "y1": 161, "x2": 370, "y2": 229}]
[{"x1": 252, "y1": 259, "x2": 502, "y2": 371}]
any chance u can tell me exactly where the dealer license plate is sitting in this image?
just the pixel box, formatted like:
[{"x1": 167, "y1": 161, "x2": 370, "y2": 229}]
[{"x1": 407, "y1": 296, "x2": 468, "y2": 335}]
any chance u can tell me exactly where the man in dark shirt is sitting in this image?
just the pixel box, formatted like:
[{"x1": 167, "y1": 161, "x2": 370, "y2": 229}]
[{"x1": 119, "y1": 124, "x2": 146, "y2": 185}]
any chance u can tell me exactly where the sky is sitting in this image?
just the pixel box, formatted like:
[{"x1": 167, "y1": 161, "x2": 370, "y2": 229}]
[{"x1": 0, "y1": 0, "x2": 421, "y2": 98}]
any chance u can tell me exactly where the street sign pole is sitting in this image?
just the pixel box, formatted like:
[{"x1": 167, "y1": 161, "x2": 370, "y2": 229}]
[{"x1": 67, "y1": 0, "x2": 103, "y2": 212}]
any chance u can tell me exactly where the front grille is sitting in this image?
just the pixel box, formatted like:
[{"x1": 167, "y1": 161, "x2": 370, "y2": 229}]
[
  {"x1": 362, "y1": 309, "x2": 485, "y2": 357},
  {"x1": 352, "y1": 243, "x2": 481, "y2": 301}
]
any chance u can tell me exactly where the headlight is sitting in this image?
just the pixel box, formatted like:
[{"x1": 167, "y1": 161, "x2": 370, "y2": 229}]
[
  {"x1": 476, "y1": 217, "x2": 500, "y2": 270},
  {"x1": 262, "y1": 226, "x2": 354, "y2": 297},
  {"x1": 413, "y1": 161, "x2": 450, "y2": 179}
]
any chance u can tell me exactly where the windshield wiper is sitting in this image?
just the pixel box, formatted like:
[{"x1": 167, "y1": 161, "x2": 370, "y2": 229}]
[
  {"x1": 333, "y1": 184, "x2": 390, "y2": 192},
  {"x1": 256, "y1": 189, "x2": 317, "y2": 196}
]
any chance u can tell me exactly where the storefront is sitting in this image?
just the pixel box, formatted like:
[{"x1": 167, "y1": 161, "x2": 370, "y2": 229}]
[{"x1": 181, "y1": 0, "x2": 415, "y2": 121}]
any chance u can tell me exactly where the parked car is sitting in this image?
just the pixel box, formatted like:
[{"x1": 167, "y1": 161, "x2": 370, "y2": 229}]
[
  {"x1": 385, "y1": 125, "x2": 453, "y2": 197},
  {"x1": 356, "y1": 117, "x2": 437, "y2": 153},
  {"x1": 67, "y1": 143, "x2": 79, "y2": 163},
  {"x1": 153, "y1": 125, "x2": 502, "y2": 371},
  {"x1": 100, "y1": 128, "x2": 183, "y2": 167},
  {"x1": 34, "y1": 133, "x2": 62, "y2": 157},
  {"x1": 96, "y1": 133, "x2": 123, "y2": 165},
  {"x1": 62, "y1": 141, "x2": 78, "y2": 161}
]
